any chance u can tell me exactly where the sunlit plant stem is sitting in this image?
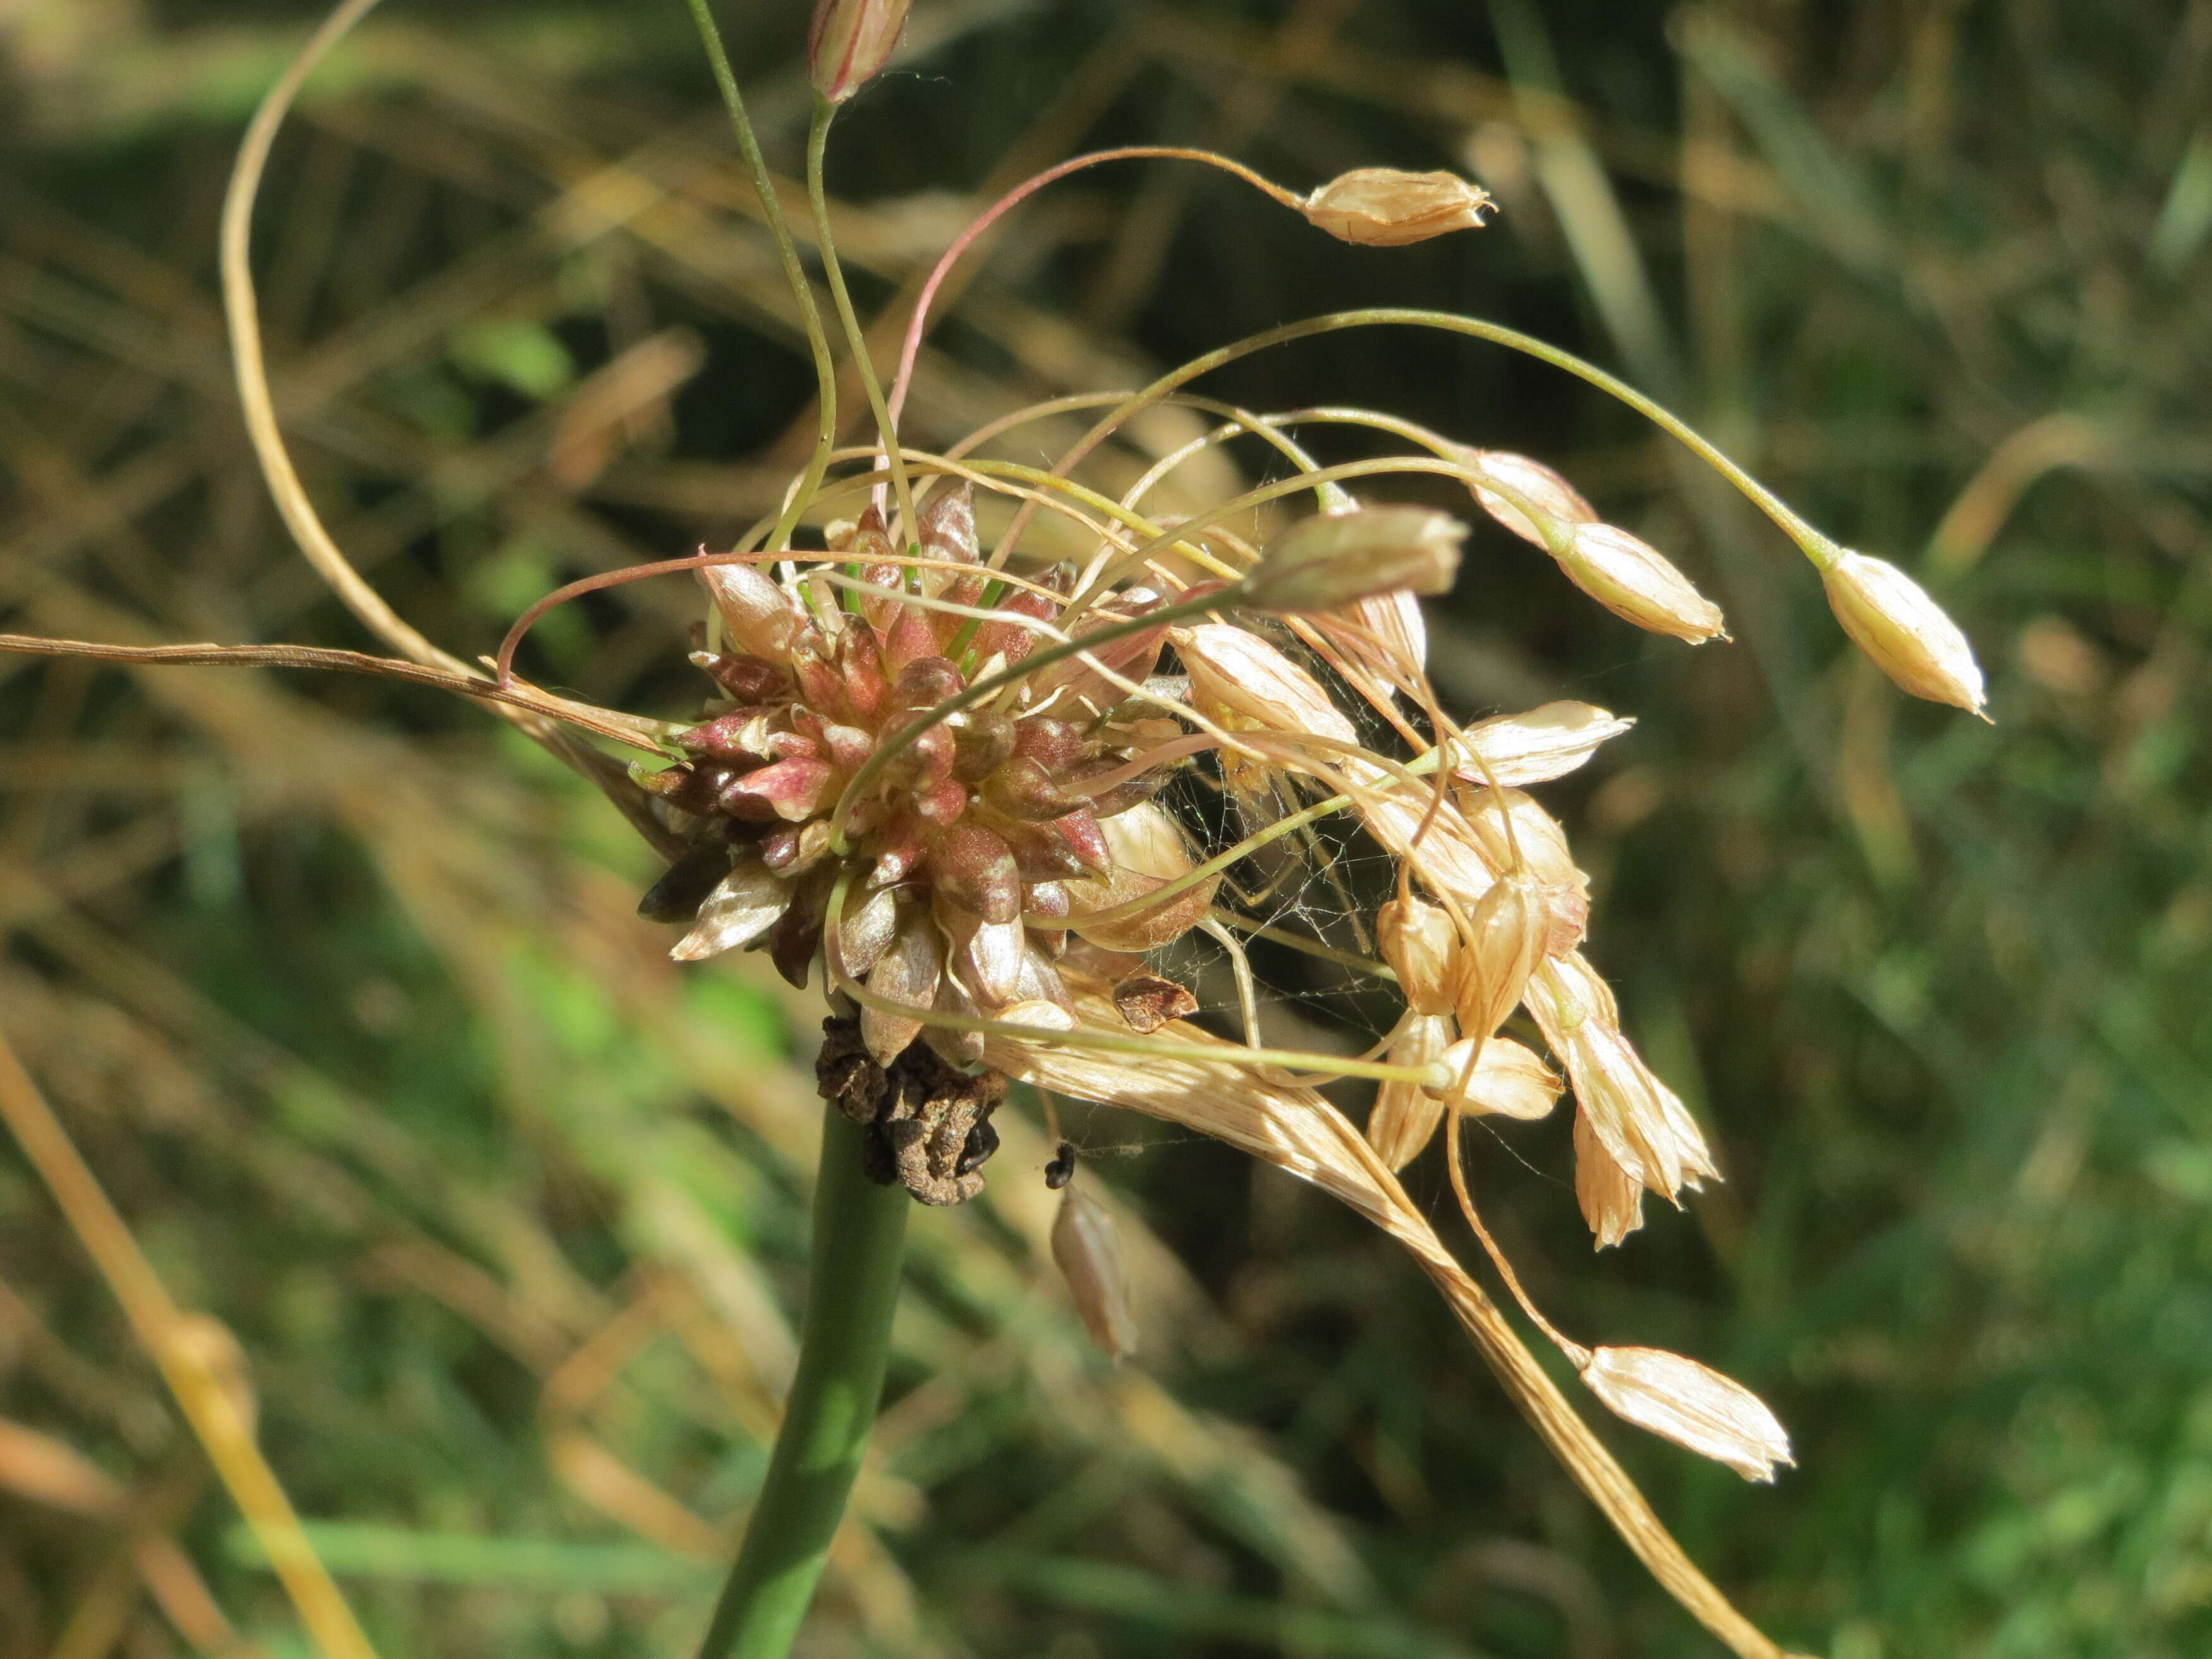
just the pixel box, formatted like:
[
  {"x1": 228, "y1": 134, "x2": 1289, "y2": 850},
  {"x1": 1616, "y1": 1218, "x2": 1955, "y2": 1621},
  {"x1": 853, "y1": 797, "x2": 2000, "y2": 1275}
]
[{"x1": 692, "y1": 1106, "x2": 909, "y2": 1659}]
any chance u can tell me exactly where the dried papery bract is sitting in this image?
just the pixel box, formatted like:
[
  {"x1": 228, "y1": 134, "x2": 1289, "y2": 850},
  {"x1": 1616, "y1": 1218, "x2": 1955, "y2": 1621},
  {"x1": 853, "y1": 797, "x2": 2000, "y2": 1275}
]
[
  {"x1": 1552, "y1": 523, "x2": 1727, "y2": 643},
  {"x1": 806, "y1": 0, "x2": 909, "y2": 103},
  {"x1": 1052, "y1": 1179, "x2": 1138, "y2": 1358},
  {"x1": 1431, "y1": 1036, "x2": 1560, "y2": 1121},
  {"x1": 1243, "y1": 504, "x2": 1466, "y2": 613},
  {"x1": 1451, "y1": 702, "x2": 1633, "y2": 789},
  {"x1": 1577, "y1": 1347, "x2": 1794, "y2": 1484},
  {"x1": 1302, "y1": 167, "x2": 1495, "y2": 246},
  {"x1": 1821, "y1": 549, "x2": 1987, "y2": 714}
]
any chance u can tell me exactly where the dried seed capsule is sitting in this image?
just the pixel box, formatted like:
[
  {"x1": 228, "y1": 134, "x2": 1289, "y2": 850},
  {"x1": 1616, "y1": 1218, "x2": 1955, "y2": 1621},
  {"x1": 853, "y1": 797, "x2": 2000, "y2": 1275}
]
[
  {"x1": 861, "y1": 918, "x2": 941, "y2": 1065},
  {"x1": 1552, "y1": 523, "x2": 1726, "y2": 643},
  {"x1": 1574, "y1": 1105, "x2": 1644, "y2": 1248},
  {"x1": 1301, "y1": 167, "x2": 1493, "y2": 246},
  {"x1": 1577, "y1": 1346, "x2": 1793, "y2": 1483},
  {"x1": 1052, "y1": 1181, "x2": 1138, "y2": 1359},
  {"x1": 1455, "y1": 874, "x2": 1548, "y2": 1042},
  {"x1": 1244, "y1": 505, "x2": 1464, "y2": 612},
  {"x1": 1450, "y1": 702, "x2": 1634, "y2": 789},
  {"x1": 1427, "y1": 1035, "x2": 1561, "y2": 1121},
  {"x1": 1377, "y1": 896, "x2": 1461, "y2": 1015},
  {"x1": 1061, "y1": 804, "x2": 1217, "y2": 951},
  {"x1": 833, "y1": 884, "x2": 901, "y2": 980},
  {"x1": 1820, "y1": 549, "x2": 1986, "y2": 714},
  {"x1": 1367, "y1": 1014, "x2": 1453, "y2": 1170}
]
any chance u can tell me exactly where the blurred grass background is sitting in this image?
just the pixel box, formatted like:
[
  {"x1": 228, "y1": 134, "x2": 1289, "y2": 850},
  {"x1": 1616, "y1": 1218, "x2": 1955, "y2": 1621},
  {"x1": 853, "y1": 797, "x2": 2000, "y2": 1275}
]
[{"x1": 2, "y1": 1, "x2": 2209, "y2": 1656}]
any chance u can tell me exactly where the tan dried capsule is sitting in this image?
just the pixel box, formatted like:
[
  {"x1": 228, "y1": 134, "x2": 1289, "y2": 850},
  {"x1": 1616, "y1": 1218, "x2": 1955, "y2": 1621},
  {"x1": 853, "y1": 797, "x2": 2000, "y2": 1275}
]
[
  {"x1": 1553, "y1": 523, "x2": 1727, "y2": 643},
  {"x1": 1244, "y1": 505, "x2": 1465, "y2": 612},
  {"x1": 1377, "y1": 896, "x2": 1461, "y2": 1015},
  {"x1": 1578, "y1": 1346, "x2": 1794, "y2": 1483},
  {"x1": 1301, "y1": 167, "x2": 1494, "y2": 246},
  {"x1": 1367, "y1": 1014, "x2": 1454, "y2": 1169},
  {"x1": 1052, "y1": 1180, "x2": 1138, "y2": 1358},
  {"x1": 1457, "y1": 786, "x2": 1585, "y2": 893},
  {"x1": 1821, "y1": 549, "x2": 1987, "y2": 714},
  {"x1": 1455, "y1": 873, "x2": 1548, "y2": 1041},
  {"x1": 1451, "y1": 702, "x2": 1634, "y2": 789},
  {"x1": 1429, "y1": 1035, "x2": 1560, "y2": 1121},
  {"x1": 1574, "y1": 1105, "x2": 1645, "y2": 1248},
  {"x1": 672, "y1": 860, "x2": 792, "y2": 962},
  {"x1": 806, "y1": 0, "x2": 909, "y2": 103},
  {"x1": 1172, "y1": 623, "x2": 1359, "y2": 745}
]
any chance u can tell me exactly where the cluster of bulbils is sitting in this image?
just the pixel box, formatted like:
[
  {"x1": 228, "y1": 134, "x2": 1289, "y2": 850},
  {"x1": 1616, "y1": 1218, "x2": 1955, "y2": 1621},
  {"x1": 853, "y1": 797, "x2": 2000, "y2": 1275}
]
[{"x1": 633, "y1": 483, "x2": 1218, "y2": 1203}]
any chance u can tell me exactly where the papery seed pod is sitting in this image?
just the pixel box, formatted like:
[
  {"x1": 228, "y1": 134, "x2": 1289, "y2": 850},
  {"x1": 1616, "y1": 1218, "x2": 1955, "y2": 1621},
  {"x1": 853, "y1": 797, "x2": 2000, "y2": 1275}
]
[
  {"x1": 1574, "y1": 1105, "x2": 1646, "y2": 1248},
  {"x1": 1429, "y1": 1035, "x2": 1560, "y2": 1121},
  {"x1": 1301, "y1": 167, "x2": 1494, "y2": 246},
  {"x1": 1377, "y1": 896, "x2": 1461, "y2": 1015},
  {"x1": 1172, "y1": 623, "x2": 1359, "y2": 747},
  {"x1": 1052, "y1": 1180, "x2": 1138, "y2": 1358},
  {"x1": 1545, "y1": 1013, "x2": 1715, "y2": 1201},
  {"x1": 1459, "y1": 450, "x2": 1598, "y2": 549},
  {"x1": 930, "y1": 824, "x2": 1022, "y2": 924},
  {"x1": 699, "y1": 561, "x2": 800, "y2": 660},
  {"x1": 1578, "y1": 1346, "x2": 1794, "y2": 1483},
  {"x1": 861, "y1": 918, "x2": 940, "y2": 1064},
  {"x1": 925, "y1": 971, "x2": 987, "y2": 1068},
  {"x1": 1820, "y1": 549, "x2": 1987, "y2": 714},
  {"x1": 1451, "y1": 702, "x2": 1634, "y2": 789},
  {"x1": 1456, "y1": 873, "x2": 1548, "y2": 1042},
  {"x1": 999, "y1": 996, "x2": 1076, "y2": 1031},
  {"x1": 962, "y1": 916, "x2": 1027, "y2": 1006},
  {"x1": 1552, "y1": 523, "x2": 1727, "y2": 643},
  {"x1": 1367, "y1": 1014, "x2": 1454, "y2": 1169},
  {"x1": 1457, "y1": 786, "x2": 1586, "y2": 893},
  {"x1": 637, "y1": 842, "x2": 732, "y2": 924},
  {"x1": 1540, "y1": 882, "x2": 1590, "y2": 957},
  {"x1": 1062, "y1": 802, "x2": 1219, "y2": 951},
  {"x1": 671, "y1": 859, "x2": 792, "y2": 961},
  {"x1": 806, "y1": 0, "x2": 909, "y2": 104},
  {"x1": 1244, "y1": 506, "x2": 1465, "y2": 612},
  {"x1": 834, "y1": 884, "x2": 901, "y2": 980},
  {"x1": 1011, "y1": 947, "x2": 1073, "y2": 1011}
]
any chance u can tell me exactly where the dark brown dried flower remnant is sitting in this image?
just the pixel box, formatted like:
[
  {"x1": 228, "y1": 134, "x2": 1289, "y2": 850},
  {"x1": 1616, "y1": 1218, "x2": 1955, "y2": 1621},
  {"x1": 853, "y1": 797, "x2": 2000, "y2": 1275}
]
[{"x1": 817, "y1": 1011, "x2": 1008, "y2": 1205}]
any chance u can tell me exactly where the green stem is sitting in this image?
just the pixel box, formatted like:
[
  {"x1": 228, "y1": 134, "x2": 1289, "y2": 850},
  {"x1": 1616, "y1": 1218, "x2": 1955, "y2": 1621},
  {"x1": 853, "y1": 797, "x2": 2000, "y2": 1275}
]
[
  {"x1": 683, "y1": 0, "x2": 839, "y2": 553},
  {"x1": 692, "y1": 1107, "x2": 909, "y2": 1659},
  {"x1": 805, "y1": 96, "x2": 919, "y2": 540}
]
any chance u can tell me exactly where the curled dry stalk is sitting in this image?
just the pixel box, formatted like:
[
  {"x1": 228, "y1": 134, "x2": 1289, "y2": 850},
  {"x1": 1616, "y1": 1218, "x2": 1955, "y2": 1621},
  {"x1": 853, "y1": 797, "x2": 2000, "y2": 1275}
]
[{"x1": 0, "y1": 1, "x2": 1996, "y2": 1656}]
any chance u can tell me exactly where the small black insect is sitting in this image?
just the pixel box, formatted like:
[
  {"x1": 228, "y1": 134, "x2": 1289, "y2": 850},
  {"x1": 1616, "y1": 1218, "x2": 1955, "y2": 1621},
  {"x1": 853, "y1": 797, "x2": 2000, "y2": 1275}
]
[
  {"x1": 956, "y1": 1117, "x2": 1000, "y2": 1178},
  {"x1": 1043, "y1": 1141, "x2": 1076, "y2": 1190}
]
